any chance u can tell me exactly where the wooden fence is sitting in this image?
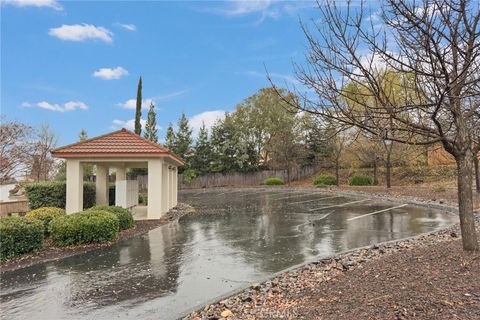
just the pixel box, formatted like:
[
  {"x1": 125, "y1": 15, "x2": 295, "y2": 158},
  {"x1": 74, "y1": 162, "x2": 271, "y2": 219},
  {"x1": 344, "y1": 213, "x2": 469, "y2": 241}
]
[
  {"x1": 0, "y1": 200, "x2": 28, "y2": 217},
  {"x1": 135, "y1": 164, "x2": 321, "y2": 190}
]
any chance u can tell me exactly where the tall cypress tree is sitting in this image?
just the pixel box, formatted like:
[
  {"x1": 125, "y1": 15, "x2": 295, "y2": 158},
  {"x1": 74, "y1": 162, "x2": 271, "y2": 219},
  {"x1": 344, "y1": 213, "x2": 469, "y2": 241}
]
[
  {"x1": 144, "y1": 102, "x2": 158, "y2": 143},
  {"x1": 134, "y1": 76, "x2": 142, "y2": 135}
]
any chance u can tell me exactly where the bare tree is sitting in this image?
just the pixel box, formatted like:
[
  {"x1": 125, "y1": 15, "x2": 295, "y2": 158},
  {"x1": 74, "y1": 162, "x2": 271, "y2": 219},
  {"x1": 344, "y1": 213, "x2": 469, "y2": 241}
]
[
  {"x1": 273, "y1": 0, "x2": 479, "y2": 251},
  {"x1": 29, "y1": 124, "x2": 57, "y2": 181},
  {"x1": 0, "y1": 118, "x2": 33, "y2": 182}
]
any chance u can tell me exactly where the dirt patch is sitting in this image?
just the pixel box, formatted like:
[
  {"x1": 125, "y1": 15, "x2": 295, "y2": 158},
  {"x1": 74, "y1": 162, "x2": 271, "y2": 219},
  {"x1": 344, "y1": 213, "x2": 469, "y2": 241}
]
[
  {"x1": 186, "y1": 217, "x2": 480, "y2": 320},
  {"x1": 0, "y1": 203, "x2": 195, "y2": 273}
]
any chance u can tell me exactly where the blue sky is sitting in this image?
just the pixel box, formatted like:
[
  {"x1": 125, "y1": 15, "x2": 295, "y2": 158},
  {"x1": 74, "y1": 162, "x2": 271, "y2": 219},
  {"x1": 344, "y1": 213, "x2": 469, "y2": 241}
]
[{"x1": 1, "y1": 0, "x2": 353, "y2": 145}]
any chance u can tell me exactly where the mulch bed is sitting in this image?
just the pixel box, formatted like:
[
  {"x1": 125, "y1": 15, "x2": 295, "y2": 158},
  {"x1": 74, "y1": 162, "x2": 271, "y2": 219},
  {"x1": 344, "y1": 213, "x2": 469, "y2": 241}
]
[
  {"x1": 186, "y1": 217, "x2": 480, "y2": 320},
  {"x1": 0, "y1": 203, "x2": 194, "y2": 273}
]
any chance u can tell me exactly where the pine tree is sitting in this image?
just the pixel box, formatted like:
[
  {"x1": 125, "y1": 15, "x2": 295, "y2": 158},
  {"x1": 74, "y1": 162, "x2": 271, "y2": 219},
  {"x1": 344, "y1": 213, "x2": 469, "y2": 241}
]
[
  {"x1": 78, "y1": 129, "x2": 94, "y2": 179},
  {"x1": 191, "y1": 122, "x2": 212, "y2": 174},
  {"x1": 144, "y1": 102, "x2": 158, "y2": 143},
  {"x1": 78, "y1": 129, "x2": 88, "y2": 141},
  {"x1": 175, "y1": 113, "x2": 193, "y2": 158},
  {"x1": 164, "y1": 122, "x2": 176, "y2": 150},
  {"x1": 134, "y1": 76, "x2": 142, "y2": 135}
]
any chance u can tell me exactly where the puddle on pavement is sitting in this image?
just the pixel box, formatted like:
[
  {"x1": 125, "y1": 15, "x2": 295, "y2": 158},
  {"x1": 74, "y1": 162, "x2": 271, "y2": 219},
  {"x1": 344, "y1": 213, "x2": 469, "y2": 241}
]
[{"x1": 0, "y1": 189, "x2": 457, "y2": 320}]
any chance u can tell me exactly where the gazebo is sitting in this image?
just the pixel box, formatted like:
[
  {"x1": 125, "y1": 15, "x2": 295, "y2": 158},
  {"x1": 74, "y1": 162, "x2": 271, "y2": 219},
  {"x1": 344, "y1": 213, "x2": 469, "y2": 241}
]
[{"x1": 51, "y1": 128, "x2": 184, "y2": 219}]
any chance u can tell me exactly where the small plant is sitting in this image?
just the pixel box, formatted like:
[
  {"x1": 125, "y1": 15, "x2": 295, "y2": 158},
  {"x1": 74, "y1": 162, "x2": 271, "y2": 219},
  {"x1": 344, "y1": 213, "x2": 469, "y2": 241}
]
[
  {"x1": 26, "y1": 207, "x2": 66, "y2": 235},
  {"x1": 313, "y1": 175, "x2": 337, "y2": 186},
  {"x1": 87, "y1": 205, "x2": 134, "y2": 230},
  {"x1": 349, "y1": 175, "x2": 374, "y2": 186},
  {"x1": 138, "y1": 192, "x2": 148, "y2": 205},
  {"x1": 50, "y1": 210, "x2": 119, "y2": 246},
  {"x1": 264, "y1": 177, "x2": 284, "y2": 185},
  {"x1": 0, "y1": 216, "x2": 44, "y2": 261},
  {"x1": 434, "y1": 184, "x2": 447, "y2": 193},
  {"x1": 182, "y1": 168, "x2": 198, "y2": 184}
]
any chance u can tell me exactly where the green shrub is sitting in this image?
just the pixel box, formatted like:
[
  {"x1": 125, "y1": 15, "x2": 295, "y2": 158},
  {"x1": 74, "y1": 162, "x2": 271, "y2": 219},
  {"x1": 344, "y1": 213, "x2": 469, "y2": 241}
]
[
  {"x1": 313, "y1": 175, "x2": 337, "y2": 186},
  {"x1": 182, "y1": 168, "x2": 198, "y2": 184},
  {"x1": 139, "y1": 192, "x2": 148, "y2": 205},
  {"x1": 50, "y1": 210, "x2": 119, "y2": 246},
  {"x1": 26, "y1": 207, "x2": 66, "y2": 235},
  {"x1": 0, "y1": 217, "x2": 44, "y2": 261},
  {"x1": 349, "y1": 175, "x2": 374, "y2": 186},
  {"x1": 87, "y1": 205, "x2": 134, "y2": 230},
  {"x1": 264, "y1": 177, "x2": 284, "y2": 185},
  {"x1": 25, "y1": 181, "x2": 96, "y2": 210}
]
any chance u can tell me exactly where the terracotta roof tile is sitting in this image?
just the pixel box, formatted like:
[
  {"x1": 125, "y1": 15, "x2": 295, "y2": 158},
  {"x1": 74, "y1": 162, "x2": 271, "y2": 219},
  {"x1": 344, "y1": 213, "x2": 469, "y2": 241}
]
[{"x1": 51, "y1": 129, "x2": 184, "y2": 165}]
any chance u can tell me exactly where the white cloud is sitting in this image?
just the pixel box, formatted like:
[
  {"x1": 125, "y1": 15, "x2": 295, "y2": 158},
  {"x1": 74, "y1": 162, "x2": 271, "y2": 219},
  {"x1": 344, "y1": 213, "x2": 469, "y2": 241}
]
[
  {"x1": 49, "y1": 24, "x2": 113, "y2": 43},
  {"x1": 21, "y1": 100, "x2": 88, "y2": 112},
  {"x1": 93, "y1": 66, "x2": 129, "y2": 80},
  {"x1": 111, "y1": 119, "x2": 146, "y2": 131},
  {"x1": 2, "y1": 0, "x2": 62, "y2": 10},
  {"x1": 114, "y1": 23, "x2": 137, "y2": 31},
  {"x1": 156, "y1": 90, "x2": 188, "y2": 101},
  {"x1": 111, "y1": 118, "x2": 161, "y2": 131},
  {"x1": 209, "y1": 1, "x2": 315, "y2": 22},
  {"x1": 189, "y1": 110, "x2": 226, "y2": 137},
  {"x1": 117, "y1": 98, "x2": 155, "y2": 110},
  {"x1": 247, "y1": 70, "x2": 300, "y2": 86}
]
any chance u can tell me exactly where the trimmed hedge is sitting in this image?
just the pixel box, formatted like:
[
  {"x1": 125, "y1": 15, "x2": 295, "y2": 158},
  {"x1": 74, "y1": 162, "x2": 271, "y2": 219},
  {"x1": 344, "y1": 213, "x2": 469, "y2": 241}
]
[
  {"x1": 50, "y1": 210, "x2": 119, "y2": 246},
  {"x1": 313, "y1": 175, "x2": 337, "y2": 186},
  {"x1": 349, "y1": 175, "x2": 374, "y2": 186},
  {"x1": 264, "y1": 177, "x2": 284, "y2": 185},
  {"x1": 25, "y1": 181, "x2": 96, "y2": 210},
  {"x1": 26, "y1": 207, "x2": 66, "y2": 235},
  {"x1": 0, "y1": 217, "x2": 44, "y2": 261},
  {"x1": 87, "y1": 205, "x2": 134, "y2": 230}
]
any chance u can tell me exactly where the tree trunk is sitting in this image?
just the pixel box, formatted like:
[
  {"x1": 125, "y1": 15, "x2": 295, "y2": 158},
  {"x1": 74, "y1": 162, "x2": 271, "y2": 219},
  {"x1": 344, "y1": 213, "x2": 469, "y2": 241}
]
[
  {"x1": 474, "y1": 155, "x2": 480, "y2": 193},
  {"x1": 335, "y1": 160, "x2": 340, "y2": 186},
  {"x1": 456, "y1": 154, "x2": 479, "y2": 251},
  {"x1": 373, "y1": 160, "x2": 378, "y2": 185},
  {"x1": 386, "y1": 154, "x2": 392, "y2": 189}
]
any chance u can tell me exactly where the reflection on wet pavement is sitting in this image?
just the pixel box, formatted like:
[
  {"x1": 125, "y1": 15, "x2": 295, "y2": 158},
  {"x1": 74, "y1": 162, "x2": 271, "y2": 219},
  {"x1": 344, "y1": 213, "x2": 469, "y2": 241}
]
[{"x1": 0, "y1": 188, "x2": 458, "y2": 320}]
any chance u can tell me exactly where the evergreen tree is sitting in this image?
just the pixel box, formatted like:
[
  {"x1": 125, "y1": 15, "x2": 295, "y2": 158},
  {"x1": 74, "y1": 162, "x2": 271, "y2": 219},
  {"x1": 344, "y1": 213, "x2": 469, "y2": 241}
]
[
  {"x1": 164, "y1": 122, "x2": 176, "y2": 149},
  {"x1": 78, "y1": 129, "x2": 88, "y2": 141},
  {"x1": 134, "y1": 76, "x2": 142, "y2": 135},
  {"x1": 174, "y1": 113, "x2": 193, "y2": 159},
  {"x1": 144, "y1": 102, "x2": 158, "y2": 143},
  {"x1": 77, "y1": 129, "x2": 94, "y2": 179},
  {"x1": 191, "y1": 122, "x2": 212, "y2": 174}
]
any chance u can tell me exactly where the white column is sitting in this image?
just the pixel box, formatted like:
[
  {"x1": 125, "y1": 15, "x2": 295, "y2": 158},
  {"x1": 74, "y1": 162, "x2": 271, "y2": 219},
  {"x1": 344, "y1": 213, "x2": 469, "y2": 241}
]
[
  {"x1": 148, "y1": 159, "x2": 163, "y2": 219},
  {"x1": 115, "y1": 164, "x2": 127, "y2": 205},
  {"x1": 174, "y1": 166, "x2": 178, "y2": 207},
  {"x1": 168, "y1": 166, "x2": 173, "y2": 209},
  {"x1": 66, "y1": 159, "x2": 83, "y2": 214},
  {"x1": 96, "y1": 164, "x2": 109, "y2": 205},
  {"x1": 161, "y1": 162, "x2": 169, "y2": 213}
]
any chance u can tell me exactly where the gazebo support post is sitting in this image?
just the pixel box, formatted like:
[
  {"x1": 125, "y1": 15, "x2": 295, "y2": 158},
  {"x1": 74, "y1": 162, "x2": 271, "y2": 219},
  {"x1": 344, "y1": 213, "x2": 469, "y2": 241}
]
[
  {"x1": 173, "y1": 167, "x2": 178, "y2": 207},
  {"x1": 161, "y1": 162, "x2": 169, "y2": 213},
  {"x1": 168, "y1": 166, "x2": 173, "y2": 209},
  {"x1": 96, "y1": 164, "x2": 109, "y2": 205},
  {"x1": 66, "y1": 159, "x2": 84, "y2": 214},
  {"x1": 115, "y1": 165, "x2": 127, "y2": 208},
  {"x1": 148, "y1": 159, "x2": 163, "y2": 219}
]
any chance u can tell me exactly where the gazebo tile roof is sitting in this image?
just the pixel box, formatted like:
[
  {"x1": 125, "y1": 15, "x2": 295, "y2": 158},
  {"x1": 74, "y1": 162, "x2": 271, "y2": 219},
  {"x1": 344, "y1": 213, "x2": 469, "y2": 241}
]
[{"x1": 51, "y1": 128, "x2": 184, "y2": 165}]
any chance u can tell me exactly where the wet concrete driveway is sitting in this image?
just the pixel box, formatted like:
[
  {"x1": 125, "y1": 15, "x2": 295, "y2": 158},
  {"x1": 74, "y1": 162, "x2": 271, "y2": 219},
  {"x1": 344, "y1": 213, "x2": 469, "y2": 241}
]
[{"x1": 0, "y1": 189, "x2": 457, "y2": 320}]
